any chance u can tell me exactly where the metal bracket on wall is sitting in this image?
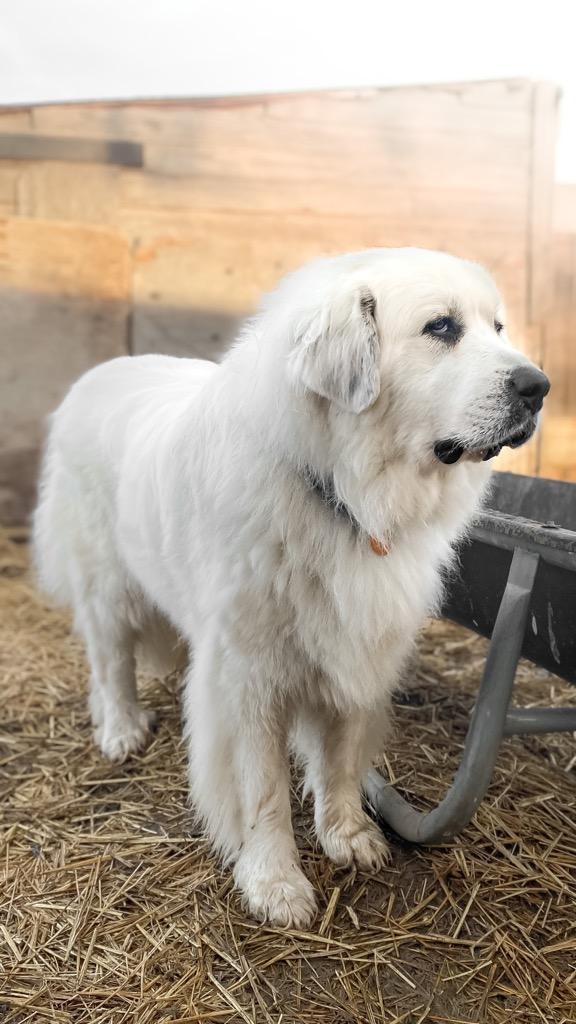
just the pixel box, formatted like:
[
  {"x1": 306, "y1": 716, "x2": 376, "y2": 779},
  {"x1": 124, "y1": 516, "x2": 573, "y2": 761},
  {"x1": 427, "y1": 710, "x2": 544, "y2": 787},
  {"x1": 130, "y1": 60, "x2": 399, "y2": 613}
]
[{"x1": 364, "y1": 546, "x2": 576, "y2": 845}]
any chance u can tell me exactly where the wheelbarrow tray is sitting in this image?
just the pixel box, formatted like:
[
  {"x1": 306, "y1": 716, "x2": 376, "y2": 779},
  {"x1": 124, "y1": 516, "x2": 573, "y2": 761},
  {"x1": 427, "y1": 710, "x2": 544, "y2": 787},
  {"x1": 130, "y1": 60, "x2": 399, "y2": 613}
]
[
  {"x1": 443, "y1": 507, "x2": 576, "y2": 684},
  {"x1": 366, "y1": 471, "x2": 576, "y2": 843}
]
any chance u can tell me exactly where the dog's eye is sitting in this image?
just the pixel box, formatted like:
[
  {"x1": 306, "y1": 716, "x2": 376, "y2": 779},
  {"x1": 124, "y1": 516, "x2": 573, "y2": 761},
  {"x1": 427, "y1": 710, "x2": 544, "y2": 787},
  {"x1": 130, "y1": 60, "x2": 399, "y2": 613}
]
[
  {"x1": 423, "y1": 316, "x2": 460, "y2": 340},
  {"x1": 427, "y1": 317, "x2": 451, "y2": 334},
  {"x1": 494, "y1": 320, "x2": 504, "y2": 334}
]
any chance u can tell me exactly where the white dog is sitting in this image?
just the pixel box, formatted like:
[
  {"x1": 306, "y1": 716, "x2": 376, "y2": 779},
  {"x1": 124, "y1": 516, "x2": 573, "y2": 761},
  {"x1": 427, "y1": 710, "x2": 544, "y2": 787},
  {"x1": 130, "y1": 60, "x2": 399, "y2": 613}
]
[{"x1": 33, "y1": 248, "x2": 549, "y2": 927}]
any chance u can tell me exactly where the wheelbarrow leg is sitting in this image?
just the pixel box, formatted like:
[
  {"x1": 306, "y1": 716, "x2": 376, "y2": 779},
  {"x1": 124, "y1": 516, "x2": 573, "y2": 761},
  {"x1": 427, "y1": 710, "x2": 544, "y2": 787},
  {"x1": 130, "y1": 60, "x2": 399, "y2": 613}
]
[{"x1": 364, "y1": 547, "x2": 540, "y2": 844}]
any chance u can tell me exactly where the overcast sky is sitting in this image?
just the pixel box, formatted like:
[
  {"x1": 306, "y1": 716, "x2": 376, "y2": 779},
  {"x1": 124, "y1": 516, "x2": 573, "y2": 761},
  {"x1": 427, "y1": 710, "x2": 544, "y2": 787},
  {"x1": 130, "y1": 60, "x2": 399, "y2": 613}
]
[{"x1": 2, "y1": 0, "x2": 575, "y2": 180}]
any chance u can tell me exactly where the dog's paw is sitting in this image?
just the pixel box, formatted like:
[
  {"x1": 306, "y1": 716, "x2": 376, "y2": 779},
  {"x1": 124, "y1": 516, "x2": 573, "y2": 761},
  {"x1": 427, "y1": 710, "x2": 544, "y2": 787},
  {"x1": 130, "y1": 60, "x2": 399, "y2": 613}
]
[
  {"x1": 319, "y1": 815, "x2": 391, "y2": 873},
  {"x1": 235, "y1": 861, "x2": 317, "y2": 929},
  {"x1": 94, "y1": 707, "x2": 156, "y2": 762}
]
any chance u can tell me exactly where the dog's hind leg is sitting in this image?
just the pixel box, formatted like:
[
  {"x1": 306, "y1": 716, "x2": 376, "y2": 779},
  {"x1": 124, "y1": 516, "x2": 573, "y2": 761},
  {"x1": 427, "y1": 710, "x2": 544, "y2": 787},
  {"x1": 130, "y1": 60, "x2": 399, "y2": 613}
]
[
  {"x1": 80, "y1": 607, "x2": 156, "y2": 763},
  {"x1": 294, "y1": 705, "x2": 391, "y2": 871}
]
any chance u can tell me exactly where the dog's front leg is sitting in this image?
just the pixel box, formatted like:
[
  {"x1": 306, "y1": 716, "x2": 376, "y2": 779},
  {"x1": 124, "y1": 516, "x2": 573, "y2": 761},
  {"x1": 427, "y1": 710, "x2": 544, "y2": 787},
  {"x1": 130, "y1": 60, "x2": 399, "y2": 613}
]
[
  {"x1": 232, "y1": 710, "x2": 317, "y2": 928},
  {"x1": 295, "y1": 705, "x2": 391, "y2": 871},
  {"x1": 185, "y1": 641, "x2": 316, "y2": 928}
]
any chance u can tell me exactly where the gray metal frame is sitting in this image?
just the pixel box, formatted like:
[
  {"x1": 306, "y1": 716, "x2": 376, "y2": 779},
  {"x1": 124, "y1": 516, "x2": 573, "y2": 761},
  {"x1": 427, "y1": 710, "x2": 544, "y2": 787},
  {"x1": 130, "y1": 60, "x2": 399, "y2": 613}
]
[{"x1": 365, "y1": 545, "x2": 576, "y2": 844}]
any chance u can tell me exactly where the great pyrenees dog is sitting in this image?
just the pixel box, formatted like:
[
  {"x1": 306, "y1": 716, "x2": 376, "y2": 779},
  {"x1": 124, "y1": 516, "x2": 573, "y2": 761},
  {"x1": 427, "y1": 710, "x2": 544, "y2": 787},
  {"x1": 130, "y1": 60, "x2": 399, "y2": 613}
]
[{"x1": 34, "y1": 248, "x2": 549, "y2": 927}]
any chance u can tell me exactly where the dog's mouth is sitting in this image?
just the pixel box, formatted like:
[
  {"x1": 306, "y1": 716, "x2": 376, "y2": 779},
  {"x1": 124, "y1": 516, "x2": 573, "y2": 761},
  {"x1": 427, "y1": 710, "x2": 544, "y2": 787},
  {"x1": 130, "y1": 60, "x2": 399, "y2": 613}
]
[{"x1": 434, "y1": 419, "x2": 536, "y2": 466}]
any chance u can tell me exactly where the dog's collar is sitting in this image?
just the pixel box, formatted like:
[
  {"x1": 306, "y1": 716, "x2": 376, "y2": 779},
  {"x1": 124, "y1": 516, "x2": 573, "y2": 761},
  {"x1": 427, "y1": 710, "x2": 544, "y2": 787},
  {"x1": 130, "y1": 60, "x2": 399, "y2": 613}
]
[{"x1": 302, "y1": 468, "x2": 390, "y2": 556}]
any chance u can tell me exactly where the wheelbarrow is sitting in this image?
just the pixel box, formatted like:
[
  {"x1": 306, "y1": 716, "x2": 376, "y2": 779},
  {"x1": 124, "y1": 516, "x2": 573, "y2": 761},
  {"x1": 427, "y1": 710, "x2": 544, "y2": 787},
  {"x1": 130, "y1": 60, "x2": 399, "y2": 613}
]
[{"x1": 365, "y1": 471, "x2": 576, "y2": 843}]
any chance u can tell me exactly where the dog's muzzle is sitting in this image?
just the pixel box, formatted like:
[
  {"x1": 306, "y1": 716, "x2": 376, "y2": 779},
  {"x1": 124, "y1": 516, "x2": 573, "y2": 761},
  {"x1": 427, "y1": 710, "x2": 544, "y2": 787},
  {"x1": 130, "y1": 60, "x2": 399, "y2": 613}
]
[
  {"x1": 434, "y1": 365, "x2": 550, "y2": 467},
  {"x1": 433, "y1": 421, "x2": 535, "y2": 466}
]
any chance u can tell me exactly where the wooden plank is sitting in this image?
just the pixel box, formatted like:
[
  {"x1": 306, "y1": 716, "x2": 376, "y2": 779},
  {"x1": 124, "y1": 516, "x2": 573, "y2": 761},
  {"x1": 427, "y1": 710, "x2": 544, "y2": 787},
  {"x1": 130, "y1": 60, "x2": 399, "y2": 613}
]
[
  {"x1": 538, "y1": 232, "x2": 576, "y2": 482},
  {"x1": 0, "y1": 217, "x2": 131, "y2": 520},
  {"x1": 0, "y1": 216, "x2": 130, "y2": 299},
  {"x1": 27, "y1": 83, "x2": 535, "y2": 355},
  {"x1": 0, "y1": 133, "x2": 142, "y2": 166},
  {"x1": 121, "y1": 169, "x2": 529, "y2": 220},
  {"x1": 496, "y1": 445, "x2": 538, "y2": 478},
  {"x1": 16, "y1": 161, "x2": 120, "y2": 223},
  {"x1": 0, "y1": 166, "x2": 19, "y2": 215},
  {"x1": 120, "y1": 84, "x2": 533, "y2": 223},
  {"x1": 553, "y1": 183, "x2": 576, "y2": 233},
  {"x1": 0, "y1": 108, "x2": 33, "y2": 132},
  {"x1": 527, "y1": 82, "x2": 560, "y2": 330},
  {"x1": 131, "y1": 210, "x2": 530, "y2": 362},
  {"x1": 0, "y1": 80, "x2": 565, "y2": 518},
  {"x1": 121, "y1": 77, "x2": 536, "y2": 379},
  {"x1": 30, "y1": 81, "x2": 534, "y2": 141}
]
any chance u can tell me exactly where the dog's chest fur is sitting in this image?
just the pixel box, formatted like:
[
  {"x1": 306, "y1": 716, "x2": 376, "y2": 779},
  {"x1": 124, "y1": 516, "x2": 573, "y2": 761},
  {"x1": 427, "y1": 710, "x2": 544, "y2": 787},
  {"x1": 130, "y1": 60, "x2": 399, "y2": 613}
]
[{"x1": 223, "y1": 477, "x2": 451, "y2": 712}]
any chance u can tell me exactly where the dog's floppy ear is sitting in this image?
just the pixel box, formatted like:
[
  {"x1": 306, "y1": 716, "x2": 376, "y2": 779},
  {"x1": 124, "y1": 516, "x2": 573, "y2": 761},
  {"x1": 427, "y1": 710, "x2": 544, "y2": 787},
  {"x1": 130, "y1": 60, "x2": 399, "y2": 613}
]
[{"x1": 290, "y1": 287, "x2": 381, "y2": 413}]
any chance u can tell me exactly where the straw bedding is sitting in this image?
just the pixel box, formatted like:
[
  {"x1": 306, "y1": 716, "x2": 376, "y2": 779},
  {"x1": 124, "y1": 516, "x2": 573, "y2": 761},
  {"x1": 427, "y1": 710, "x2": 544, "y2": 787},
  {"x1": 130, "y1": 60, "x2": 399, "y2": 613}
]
[{"x1": 1, "y1": 528, "x2": 575, "y2": 1023}]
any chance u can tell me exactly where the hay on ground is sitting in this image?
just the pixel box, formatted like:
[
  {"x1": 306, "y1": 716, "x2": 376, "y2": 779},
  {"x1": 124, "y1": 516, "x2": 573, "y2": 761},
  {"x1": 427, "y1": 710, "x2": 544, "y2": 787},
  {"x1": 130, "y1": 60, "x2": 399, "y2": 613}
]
[{"x1": 1, "y1": 528, "x2": 575, "y2": 1023}]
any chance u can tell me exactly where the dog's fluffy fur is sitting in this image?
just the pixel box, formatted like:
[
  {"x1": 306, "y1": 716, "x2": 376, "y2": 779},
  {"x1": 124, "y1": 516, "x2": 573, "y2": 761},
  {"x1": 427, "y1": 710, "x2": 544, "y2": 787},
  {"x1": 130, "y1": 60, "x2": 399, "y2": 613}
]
[{"x1": 33, "y1": 248, "x2": 545, "y2": 926}]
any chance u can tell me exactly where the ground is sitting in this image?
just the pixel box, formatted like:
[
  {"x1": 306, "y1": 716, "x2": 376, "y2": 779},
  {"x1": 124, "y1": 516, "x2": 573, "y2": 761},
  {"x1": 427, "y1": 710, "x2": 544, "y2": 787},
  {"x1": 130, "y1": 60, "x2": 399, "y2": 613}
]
[{"x1": 1, "y1": 529, "x2": 575, "y2": 1024}]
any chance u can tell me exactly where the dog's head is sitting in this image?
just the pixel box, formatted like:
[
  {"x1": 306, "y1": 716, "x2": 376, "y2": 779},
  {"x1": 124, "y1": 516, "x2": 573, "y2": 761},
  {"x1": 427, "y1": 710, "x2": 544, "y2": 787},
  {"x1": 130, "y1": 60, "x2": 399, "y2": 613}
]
[{"x1": 284, "y1": 248, "x2": 549, "y2": 467}]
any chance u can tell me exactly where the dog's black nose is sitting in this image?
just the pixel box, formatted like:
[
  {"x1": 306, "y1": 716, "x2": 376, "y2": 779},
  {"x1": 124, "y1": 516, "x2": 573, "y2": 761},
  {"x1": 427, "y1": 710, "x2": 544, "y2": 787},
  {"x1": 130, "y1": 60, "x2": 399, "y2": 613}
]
[{"x1": 509, "y1": 365, "x2": 550, "y2": 414}]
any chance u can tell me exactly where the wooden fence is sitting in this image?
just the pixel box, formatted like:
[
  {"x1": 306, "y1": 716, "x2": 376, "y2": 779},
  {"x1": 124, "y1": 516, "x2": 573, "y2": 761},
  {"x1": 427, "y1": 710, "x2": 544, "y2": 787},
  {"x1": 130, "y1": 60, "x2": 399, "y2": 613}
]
[
  {"x1": 0, "y1": 79, "x2": 568, "y2": 523},
  {"x1": 540, "y1": 184, "x2": 576, "y2": 482}
]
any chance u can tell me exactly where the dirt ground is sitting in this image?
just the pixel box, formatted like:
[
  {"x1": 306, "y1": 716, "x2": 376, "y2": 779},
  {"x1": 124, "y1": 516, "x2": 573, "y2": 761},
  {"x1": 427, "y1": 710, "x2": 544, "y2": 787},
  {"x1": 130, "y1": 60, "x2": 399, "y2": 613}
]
[{"x1": 1, "y1": 529, "x2": 575, "y2": 1023}]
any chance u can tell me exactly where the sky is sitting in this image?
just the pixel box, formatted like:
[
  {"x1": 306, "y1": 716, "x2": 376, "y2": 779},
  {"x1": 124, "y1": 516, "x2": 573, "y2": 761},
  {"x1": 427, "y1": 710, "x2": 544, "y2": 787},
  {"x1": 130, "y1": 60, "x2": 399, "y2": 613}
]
[{"x1": 2, "y1": 0, "x2": 575, "y2": 181}]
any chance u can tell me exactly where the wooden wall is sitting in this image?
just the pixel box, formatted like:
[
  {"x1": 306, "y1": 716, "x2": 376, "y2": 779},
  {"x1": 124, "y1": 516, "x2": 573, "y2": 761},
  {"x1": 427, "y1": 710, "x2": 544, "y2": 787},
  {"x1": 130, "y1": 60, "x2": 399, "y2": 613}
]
[
  {"x1": 0, "y1": 79, "x2": 565, "y2": 524},
  {"x1": 539, "y1": 184, "x2": 576, "y2": 482}
]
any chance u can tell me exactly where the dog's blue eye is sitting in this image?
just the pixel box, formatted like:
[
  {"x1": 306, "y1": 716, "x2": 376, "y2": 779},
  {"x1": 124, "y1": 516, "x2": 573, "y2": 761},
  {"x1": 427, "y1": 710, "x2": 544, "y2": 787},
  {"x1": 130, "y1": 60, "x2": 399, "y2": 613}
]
[
  {"x1": 424, "y1": 316, "x2": 454, "y2": 335},
  {"x1": 422, "y1": 315, "x2": 463, "y2": 345},
  {"x1": 428, "y1": 317, "x2": 446, "y2": 333},
  {"x1": 495, "y1": 320, "x2": 504, "y2": 334}
]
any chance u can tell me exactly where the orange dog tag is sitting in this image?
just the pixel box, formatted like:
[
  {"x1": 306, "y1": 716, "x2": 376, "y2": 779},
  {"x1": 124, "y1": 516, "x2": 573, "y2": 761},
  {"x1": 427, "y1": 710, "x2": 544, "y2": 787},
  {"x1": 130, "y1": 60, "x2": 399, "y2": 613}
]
[{"x1": 369, "y1": 536, "x2": 390, "y2": 556}]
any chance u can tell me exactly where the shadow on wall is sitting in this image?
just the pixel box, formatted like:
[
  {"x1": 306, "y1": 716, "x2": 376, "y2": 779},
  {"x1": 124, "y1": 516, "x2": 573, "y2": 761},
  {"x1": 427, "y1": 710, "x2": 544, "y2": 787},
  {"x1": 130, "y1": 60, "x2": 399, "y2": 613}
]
[
  {"x1": 132, "y1": 304, "x2": 241, "y2": 361},
  {"x1": 0, "y1": 286, "x2": 243, "y2": 525}
]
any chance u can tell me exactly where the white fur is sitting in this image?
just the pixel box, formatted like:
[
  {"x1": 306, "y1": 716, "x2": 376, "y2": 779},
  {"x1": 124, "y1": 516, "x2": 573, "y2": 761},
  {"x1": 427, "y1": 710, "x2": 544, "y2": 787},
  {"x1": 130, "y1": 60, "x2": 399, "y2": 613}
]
[{"x1": 33, "y1": 248, "x2": 542, "y2": 927}]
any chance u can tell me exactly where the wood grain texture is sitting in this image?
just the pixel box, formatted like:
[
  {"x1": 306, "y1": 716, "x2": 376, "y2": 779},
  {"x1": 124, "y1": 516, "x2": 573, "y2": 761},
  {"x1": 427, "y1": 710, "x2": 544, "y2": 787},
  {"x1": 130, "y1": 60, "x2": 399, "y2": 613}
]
[
  {"x1": 0, "y1": 166, "x2": 19, "y2": 216},
  {"x1": 539, "y1": 187, "x2": 576, "y2": 482},
  {"x1": 0, "y1": 80, "x2": 565, "y2": 518},
  {"x1": 0, "y1": 218, "x2": 130, "y2": 522},
  {"x1": 554, "y1": 183, "x2": 576, "y2": 232},
  {"x1": 17, "y1": 162, "x2": 120, "y2": 223},
  {"x1": 528, "y1": 83, "x2": 561, "y2": 330}
]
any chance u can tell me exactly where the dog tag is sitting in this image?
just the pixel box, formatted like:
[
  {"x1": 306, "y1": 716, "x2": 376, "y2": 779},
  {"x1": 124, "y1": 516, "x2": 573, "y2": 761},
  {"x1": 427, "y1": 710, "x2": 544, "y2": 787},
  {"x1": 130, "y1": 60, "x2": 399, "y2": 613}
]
[{"x1": 369, "y1": 536, "x2": 390, "y2": 556}]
